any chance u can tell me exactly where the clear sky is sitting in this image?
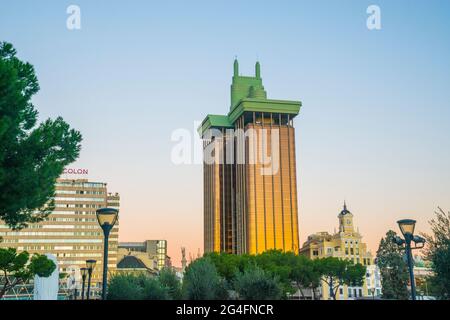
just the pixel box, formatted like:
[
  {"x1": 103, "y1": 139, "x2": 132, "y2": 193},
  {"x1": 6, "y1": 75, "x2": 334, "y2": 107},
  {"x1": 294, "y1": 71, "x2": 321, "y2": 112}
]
[{"x1": 1, "y1": 0, "x2": 449, "y2": 266}]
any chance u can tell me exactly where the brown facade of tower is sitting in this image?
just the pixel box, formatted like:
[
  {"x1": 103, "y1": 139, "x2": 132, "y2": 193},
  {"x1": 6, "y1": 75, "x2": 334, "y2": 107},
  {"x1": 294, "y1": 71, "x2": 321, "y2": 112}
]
[{"x1": 200, "y1": 61, "x2": 301, "y2": 255}]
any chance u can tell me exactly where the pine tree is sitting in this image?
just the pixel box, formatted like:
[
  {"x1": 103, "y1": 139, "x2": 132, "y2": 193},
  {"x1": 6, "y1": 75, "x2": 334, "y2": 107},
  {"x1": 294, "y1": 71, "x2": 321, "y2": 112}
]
[
  {"x1": 422, "y1": 207, "x2": 450, "y2": 299},
  {"x1": 0, "y1": 42, "x2": 82, "y2": 229},
  {"x1": 376, "y1": 230, "x2": 409, "y2": 299}
]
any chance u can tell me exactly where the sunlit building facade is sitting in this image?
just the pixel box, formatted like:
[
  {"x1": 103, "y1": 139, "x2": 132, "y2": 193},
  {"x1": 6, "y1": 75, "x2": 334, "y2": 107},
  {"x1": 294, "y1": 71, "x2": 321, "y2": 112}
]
[
  {"x1": 0, "y1": 178, "x2": 119, "y2": 292},
  {"x1": 118, "y1": 240, "x2": 169, "y2": 270},
  {"x1": 299, "y1": 203, "x2": 377, "y2": 300},
  {"x1": 200, "y1": 60, "x2": 301, "y2": 255}
]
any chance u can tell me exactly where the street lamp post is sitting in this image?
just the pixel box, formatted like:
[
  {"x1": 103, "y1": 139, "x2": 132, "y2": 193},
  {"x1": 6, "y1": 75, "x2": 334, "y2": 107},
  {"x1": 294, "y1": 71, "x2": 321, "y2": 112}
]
[
  {"x1": 96, "y1": 208, "x2": 119, "y2": 300},
  {"x1": 80, "y1": 267, "x2": 88, "y2": 300},
  {"x1": 86, "y1": 259, "x2": 96, "y2": 300},
  {"x1": 393, "y1": 219, "x2": 426, "y2": 301}
]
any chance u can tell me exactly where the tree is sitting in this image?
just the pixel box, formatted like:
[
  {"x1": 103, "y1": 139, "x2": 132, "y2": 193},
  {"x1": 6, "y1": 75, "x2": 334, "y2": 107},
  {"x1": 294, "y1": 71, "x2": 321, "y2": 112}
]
[
  {"x1": 316, "y1": 257, "x2": 365, "y2": 300},
  {"x1": 254, "y1": 250, "x2": 296, "y2": 295},
  {"x1": 0, "y1": 42, "x2": 82, "y2": 229},
  {"x1": 140, "y1": 275, "x2": 170, "y2": 300},
  {"x1": 0, "y1": 248, "x2": 56, "y2": 298},
  {"x1": 290, "y1": 255, "x2": 321, "y2": 299},
  {"x1": 233, "y1": 265, "x2": 282, "y2": 300},
  {"x1": 316, "y1": 257, "x2": 347, "y2": 300},
  {"x1": 207, "y1": 250, "x2": 331, "y2": 298},
  {"x1": 182, "y1": 258, "x2": 228, "y2": 300},
  {"x1": 107, "y1": 273, "x2": 171, "y2": 300},
  {"x1": 158, "y1": 267, "x2": 182, "y2": 299},
  {"x1": 422, "y1": 207, "x2": 450, "y2": 299},
  {"x1": 376, "y1": 230, "x2": 409, "y2": 299},
  {"x1": 205, "y1": 252, "x2": 243, "y2": 281},
  {"x1": 343, "y1": 263, "x2": 366, "y2": 288},
  {"x1": 107, "y1": 273, "x2": 145, "y2": 300}
]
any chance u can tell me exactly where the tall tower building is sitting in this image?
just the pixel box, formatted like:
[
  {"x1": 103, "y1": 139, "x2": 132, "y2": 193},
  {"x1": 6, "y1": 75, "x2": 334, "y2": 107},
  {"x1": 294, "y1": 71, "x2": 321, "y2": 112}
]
[{"x1": 199, "y1": 60, "x2": 301, "y2": 255}]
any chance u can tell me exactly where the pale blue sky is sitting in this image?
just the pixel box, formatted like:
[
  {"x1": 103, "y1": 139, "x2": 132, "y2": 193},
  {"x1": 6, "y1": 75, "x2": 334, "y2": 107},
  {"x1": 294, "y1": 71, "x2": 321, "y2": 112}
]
[{"x1": 1, "y1": 0, "x2": 449, "y2": 265}]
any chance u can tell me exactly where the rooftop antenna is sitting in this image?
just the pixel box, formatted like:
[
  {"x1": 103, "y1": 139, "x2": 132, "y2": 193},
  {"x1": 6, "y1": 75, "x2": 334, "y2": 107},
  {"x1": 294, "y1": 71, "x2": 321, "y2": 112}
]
[
  {"x1": 255, "y1": 60, "x2": 261, "y2": 78},
  {"x1": 233, "y1": 56, "x2": 239, "y2": 77}
]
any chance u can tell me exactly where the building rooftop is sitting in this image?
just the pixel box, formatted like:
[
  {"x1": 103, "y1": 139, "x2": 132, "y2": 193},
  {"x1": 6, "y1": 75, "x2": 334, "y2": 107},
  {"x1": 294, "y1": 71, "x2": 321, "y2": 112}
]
[
  {"x1": 117, "y1": 255, "x2": 147, "y2": 269},
  {"x1": 198, "y1": 60, "x2": 301, "y2": 137}
]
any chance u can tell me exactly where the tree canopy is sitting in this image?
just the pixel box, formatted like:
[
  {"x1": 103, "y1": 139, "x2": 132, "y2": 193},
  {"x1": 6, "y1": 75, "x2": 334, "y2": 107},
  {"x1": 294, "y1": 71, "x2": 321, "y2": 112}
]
[
  {"x1": 206, "y1": 250, "x2": 365, "y2": 300},
  {"x1": 182, "y1": 258, "x2": 228, "y2": 300},
  {"x1": 0, "y1": 248, "x2": 56, "y2": 298},
  {"x1": 233, "y1": 265, "x2": 283, "y2": 300},
  {"x1": 316, "y1": 257, "x2": 366, "y2": 300},
  {"x1": 0, "y1": 41, "x2": 82, "y2": 229},
  {"x1": 376, "y1": 230, "x2": 409, "y2": 300},
  {"x1": 422, "y1": 207, "x2": 450, "y2": 299}
]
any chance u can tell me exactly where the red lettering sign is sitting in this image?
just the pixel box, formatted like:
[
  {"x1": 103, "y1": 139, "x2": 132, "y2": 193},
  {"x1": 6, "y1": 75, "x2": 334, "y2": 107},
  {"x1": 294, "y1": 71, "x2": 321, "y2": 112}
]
[{"x1": 63, "y1": 168, "x2": 89, "y2": 175}]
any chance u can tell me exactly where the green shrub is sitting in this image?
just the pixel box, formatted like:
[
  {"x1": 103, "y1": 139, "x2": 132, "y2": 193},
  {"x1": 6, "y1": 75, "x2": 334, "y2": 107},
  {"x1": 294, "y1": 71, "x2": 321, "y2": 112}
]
[
  {"x1": 159, "y1": 267, "x2": 182, "y2": 299},
  {"x1": 141, "y1": 275, "x2": 170, "y2": 300},
  {"x1": 183, "y1": 258, "x2": 228, "y2": 300},
  {"x1": 233, "y1": 265, "x2": 282, "y2": 300},
  {"x1": 107, "y1": 273, "x2": 145, "y2": 300}
]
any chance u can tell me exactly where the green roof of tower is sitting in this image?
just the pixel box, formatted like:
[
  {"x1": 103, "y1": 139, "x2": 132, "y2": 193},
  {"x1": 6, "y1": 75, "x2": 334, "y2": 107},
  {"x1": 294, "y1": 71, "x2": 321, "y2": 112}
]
[
  {"x1": 198, "y1": 60, "x2": 301, "y2": 137},
  {"x1": 198, "y1": 114, "x2": 233, "y2": 136}
]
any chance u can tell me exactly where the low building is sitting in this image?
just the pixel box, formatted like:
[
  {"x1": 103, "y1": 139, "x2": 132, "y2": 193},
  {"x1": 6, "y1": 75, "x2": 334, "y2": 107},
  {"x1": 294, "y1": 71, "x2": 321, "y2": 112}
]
[
  {"x1": 0, "y1": 178, "x2": 119, "y2": 298},
  {"x1": 116, "y1": 254, "x2": 158, "y2": 276},
  {"x1": 300, "y1": 202, "x2": 379, "y2": 300},
  {"x1": 365, "y1": 264, "x2": 382, "y2": 298},
  {"x1": 117, "y1": 240, "x2": 169, "y2": 271}
]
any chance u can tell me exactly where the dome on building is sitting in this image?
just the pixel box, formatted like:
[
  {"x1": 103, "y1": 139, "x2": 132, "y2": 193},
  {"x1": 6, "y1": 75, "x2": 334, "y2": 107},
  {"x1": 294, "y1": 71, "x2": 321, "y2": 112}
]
[
  {"x1": 117, "y1": 255, "x2": 147, "y2": 269},
  {"x1": 339, "y1": 201, "x2": 352, "y2": 216}
]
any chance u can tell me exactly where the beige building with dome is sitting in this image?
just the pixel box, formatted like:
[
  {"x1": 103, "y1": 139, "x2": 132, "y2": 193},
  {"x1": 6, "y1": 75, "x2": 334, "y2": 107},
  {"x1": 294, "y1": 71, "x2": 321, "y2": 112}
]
[{"x1": 300, "y1": 202, "x2": 380, "y2": 300}]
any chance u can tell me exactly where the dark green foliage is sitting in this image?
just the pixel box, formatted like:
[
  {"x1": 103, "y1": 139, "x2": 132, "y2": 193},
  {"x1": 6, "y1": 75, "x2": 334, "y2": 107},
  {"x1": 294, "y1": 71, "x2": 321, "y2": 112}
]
[
  {"x1": 290, "y1": 255, "x2": 321, "y2": 298},
  {"x1": 107, "y1": 273, "x2": 172, "y2": 300},
  {"x1": 233, "y1": 265, "x2": 282, "y2": 300},
  {"x1": 207, "y1": 250, "x2": 298, "y2": 297},
  {"x1": 253, "y1": 250, "x2": 296, "y2": 295},
  {"x1": 107, "y1": 273, "x2": 145, "y2": 300},
  {"x1": 158, "y1": 267, "x2": 182, "y2": 299},
  {"x1": 206, "y1": 252, "x2": 248, "y2": 281},
  {"x1": 0, "y1": 41, "x2": 82, "y2": 229},
  {"x1": 29, "y1": 254, "x2": 57, "y2": 277},
  {"x1": 428, "y1": 242, "x2": 450, "y2": 299},
  {"x1": 205, "y1": 250, "x2": 364, "y2": 300},
  {"x1": 141, "y1": 276, "x2": 170, "y2": 300},
  {"x1": 182, "y1": 258, "x2": 228, "y2": 300},
  {"x1": 423, "y1": 208, "x2": 450, "y2": 299},
  {"x1": 315, "y1": 257, "x2": 366, "y2": 300},
  {"x1": 0, "y1": 247, "x2": 56, "y2": 298},
  {"x1": 108, "y1": 252, "x2": 368, "y2": 300},
  {"x1": 343, "y1": 263, "x2": 366, "y2": 287},
  {"x1": 376, "y1": 230, "x2": 409, "y2": 300}
]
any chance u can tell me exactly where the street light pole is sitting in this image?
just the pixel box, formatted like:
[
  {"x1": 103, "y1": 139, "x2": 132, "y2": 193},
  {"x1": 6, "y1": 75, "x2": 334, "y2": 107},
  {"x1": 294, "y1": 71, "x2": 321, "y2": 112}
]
[
  {"x1": 404, "y1": 232, "x2": 416, "y2": 300},
  {"x1": 102, "y1": 229, "x2": 110, "y2": 300},
  {"x1": 96, "y1": 208, "x2": 119, "y2": 300},
  {"x1": 85, "y1": 259, "x2": 96, "y2": 300},
  {"x1": 80, "y1": 268, "x2": 87, "y2": 300},
  {"x1": 86, "y1": 267, "x2": 92, "y2": 300},
  {"x1": 394, "y1": 219, "x2": 426, "y2": 301}
]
